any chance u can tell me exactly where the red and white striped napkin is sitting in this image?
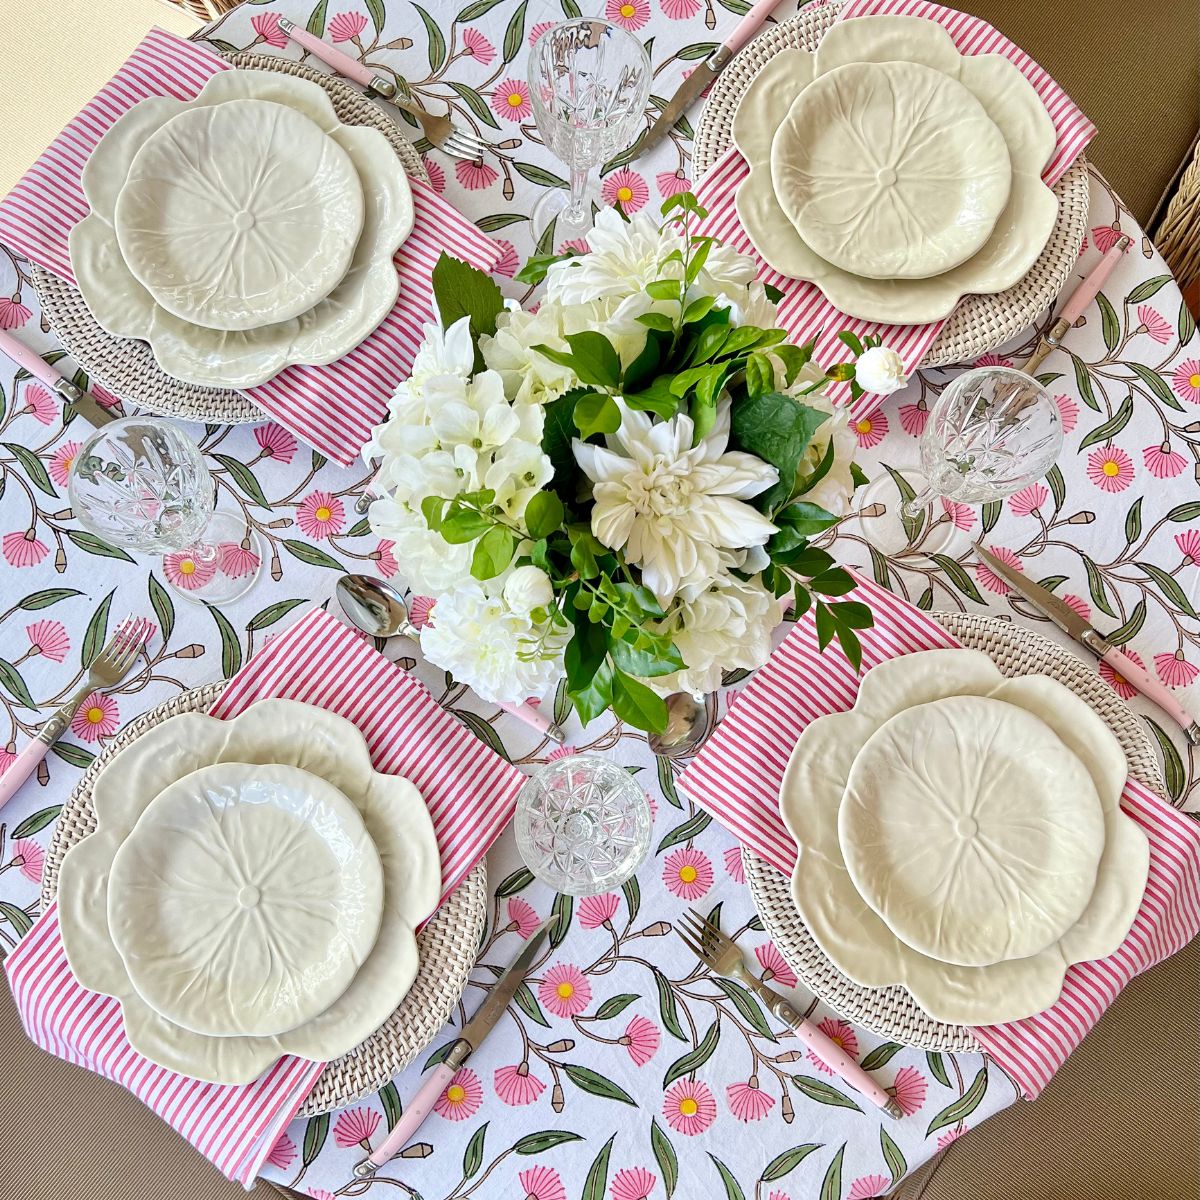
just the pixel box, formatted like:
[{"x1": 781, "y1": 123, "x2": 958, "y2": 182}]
[
  {"x1": 693, "y1": 0, "x2": 1098, "y2": 422},
  {"x1": 0, "y1": 28, "x2": 502, "y2": 466},
  {"x1": 4, "y1": 608, "x2": 526, "y2": 1184},
  {"x1": 677, "y1": 576, "x2": 1200, "y2": 1098}
]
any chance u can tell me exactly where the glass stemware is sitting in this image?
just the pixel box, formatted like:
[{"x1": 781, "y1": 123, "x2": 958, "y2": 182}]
[
  {"x1": 528, "y1": 19, "x2": 651, "y2": 237},
  {"x1": 67, "y1": 418, "x2": 263, "y2": 604},
  {"x1": 515, "y1": 754, "x2": 652, "y2": 896}
]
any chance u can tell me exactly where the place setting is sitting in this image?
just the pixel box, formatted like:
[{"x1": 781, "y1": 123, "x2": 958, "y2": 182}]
[{"x1": 0, "y1": 0, "x2": 1197, "y2": 1197}]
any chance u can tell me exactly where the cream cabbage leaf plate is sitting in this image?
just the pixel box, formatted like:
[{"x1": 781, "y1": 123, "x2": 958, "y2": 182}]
[
  {"x1": 733, "y1": 17, "x2": 1059, "y2": 322},
  {"x1": 779, "y1": 649, "x2": 1149, "y2": 1025},
  {"x1": 70, "y1": 71, "x2": 413, "y2": 389},
  {"x1": 57, "y1": 699, "x2": 441, "y2": 1083},
  {"x1": 839, "y1": 695, "x2": 1104, "y2": 966},
  {"x1": 108, "y1": 761, "x2": 383, "y2": 1038},
  {"x1": 114, "y1": 100, "x2": 364, "y2": 331}
]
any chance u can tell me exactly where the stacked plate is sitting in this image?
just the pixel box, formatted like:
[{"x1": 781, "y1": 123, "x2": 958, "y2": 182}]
[
  {"x1": 733, "y1": 15, "x2": 1060, "y2": 323},
  {"x1": 781, "y1": 649, "x2": 1150, "y2": 1026},
  {"x1": 56, "y1": 699, "x2": 441, "y2": 1084},
  {"x1": 69, "y1": 70, "x2": 414, "y2": 389}
]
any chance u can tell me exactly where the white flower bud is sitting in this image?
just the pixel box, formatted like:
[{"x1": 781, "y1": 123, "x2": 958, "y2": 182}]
[
  {"x1": 503, "y1": 565, "x2": 554, "y2": 616},
  {"x1": 855, "y1": 346, "x2": 908, "y2": 395}
]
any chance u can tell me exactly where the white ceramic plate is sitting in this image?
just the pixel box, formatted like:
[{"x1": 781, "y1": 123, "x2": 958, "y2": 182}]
[
  {"x1": 839, "y1": 695, "x2": 1104, "y2": 965},
  {"x1": 57, "y1": 699, "x2": 441, "y2": 1083},
  {"x1": 70, "y1": 71, "x2": 413, "y2": 388},
  {"x1": 779, "y1": 650, "x2": 1149, "y2": 1025},
  {"x1": 732, "y1": 16, "x2": 1059, "y2": 322},
  {"x1": 108, "y1": 761, "x2": 383, "y2": 1037},
  {"x1": 771, "y1": 61, "x2": 1011, "y2": 280},
  {"x1": 114, "y1": 100, "x2": 363, "y2": 331}
]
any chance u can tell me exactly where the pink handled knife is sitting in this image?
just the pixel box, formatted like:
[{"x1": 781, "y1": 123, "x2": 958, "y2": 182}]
[
  {"x1": 353, "y1": 917, "x2": 558, "y2": 1178},
  {"x1": 638, "y1": 0, "x2": 788, "y2": 156},
  {"x1": 976, "y1": 543, "x2": 1199, "y2": 742},
  {"x1": 278, "y1": 16, "x2": 392, "y2": 96},
  {"x1": 0, "y1": 328, "x2": 114, "y2": 429}
]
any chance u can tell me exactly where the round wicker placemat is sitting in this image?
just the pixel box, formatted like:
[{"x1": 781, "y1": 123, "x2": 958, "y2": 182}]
[
  {"x1": 693, "y1": 4, "x2": 1092, "y2": 368},
  {"x1": 743, "y1": 611, "x2": 1165, "y2": 1052},
  {"x1": 41, "y1": 682, "x2": 487, "y2": 1116},
  {"x1": 32, "y1": 52, "x2": 428, "y2": 426}
]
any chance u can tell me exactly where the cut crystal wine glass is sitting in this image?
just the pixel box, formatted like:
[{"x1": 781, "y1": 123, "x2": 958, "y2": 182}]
[
  {"x1": 67, "y1": 418, "x2": 263, "y2": 603},
  {"x1": 528, "y1": 19, "x2": 651, "y2": 237},
  {"x1": 515, "y1": 755, "x2": 652, "y2": 896}
]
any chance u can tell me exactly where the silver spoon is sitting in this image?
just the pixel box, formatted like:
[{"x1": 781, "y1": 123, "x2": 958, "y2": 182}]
[
  {"x1": 336, "y1": 573, "x2": 565, "y2": 743},
  {"x1": 648, "y1": 691, "x2": 712, "y2": 757}
]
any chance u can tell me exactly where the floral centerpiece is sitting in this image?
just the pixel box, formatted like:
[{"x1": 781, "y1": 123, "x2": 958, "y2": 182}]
[{"x1": 365, "y1": 195, "x2": 906, "y2": 734}]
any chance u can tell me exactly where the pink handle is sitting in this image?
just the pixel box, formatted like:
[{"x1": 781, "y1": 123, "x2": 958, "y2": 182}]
[
  {"x1": 722, "y1": 0, "x2": 788, "y2": 56},
  {"x1": 795, "y1": 1019, "x2": 900, "y2": 1116},
  {"x1": 0, "y1": 329, "x2": 63, "y2": 392},
  {"x1": 1101, "y1": 645, "x2": 1196, "y2": 734},
  {"x1": 281, "y1": 20, "x2": 378, "y2": 88},
  {"x1": 1060, "y1": 237, "x2": 1130, "y2": 326},
  {"x1": 0, "y1": 737, "x2": 51, "y2": 812},
  {"x1": 499, "y1": 699, "x2": 561, "y2": 741},
  {"x1": 367, "y1": 1061, "x2": 454, "y2": 1168}
]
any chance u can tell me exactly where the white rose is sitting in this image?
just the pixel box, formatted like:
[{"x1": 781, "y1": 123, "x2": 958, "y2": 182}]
[
  {"x1": 502, "y1": 565, "x2": 554, "y2": 615},
  {"x1": 855, "y1": 346, "x2": 907, "y2": 395}
]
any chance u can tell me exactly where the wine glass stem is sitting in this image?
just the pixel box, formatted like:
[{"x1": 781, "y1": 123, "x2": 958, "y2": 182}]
[
  {"x1": 565, "y1": 159, "x2": 590, "y2": 225},
  {"x1": 901, "y1": 483, "x2": 939, "y2": 520}
]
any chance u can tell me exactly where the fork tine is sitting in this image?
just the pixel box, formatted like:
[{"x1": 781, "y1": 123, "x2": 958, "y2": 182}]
[
  {"x1": 673, "y1": 925, "x2": 710, "y2": 966},
  {"x1": 445, "y1": 133, "x2": 493, "y2": 157},
  {"x1": 437, "y1": 142, "x2": 474, "y2": 163}
]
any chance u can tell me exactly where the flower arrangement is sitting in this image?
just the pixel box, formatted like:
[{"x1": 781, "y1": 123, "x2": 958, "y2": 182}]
[{"x1": 366, "y1": 195, "x2": 906, "y2": 733}]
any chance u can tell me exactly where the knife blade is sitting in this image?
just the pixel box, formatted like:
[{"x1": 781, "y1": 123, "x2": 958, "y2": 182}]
[
  {"x1": 637, "y1": 0, "x2": 788, "y2": 158},
  {"x1": 975, "y1": 543, "x2": 1199, "y2": 742},
  {"x1": 355, "y1": 916, "x2": 558, "y2": 1175},
  {"x1": 0, "y1": 328, "x2": 114, "y2": 429}
]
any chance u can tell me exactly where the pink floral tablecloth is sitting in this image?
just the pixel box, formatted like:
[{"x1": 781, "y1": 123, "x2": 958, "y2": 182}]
[{"x1": 0, "y1": 1, "x2": 1197, "y2": 1197}]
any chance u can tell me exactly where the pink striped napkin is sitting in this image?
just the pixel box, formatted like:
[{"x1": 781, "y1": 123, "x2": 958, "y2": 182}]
[
  {"x1": 677, "y1": 576, "x2": 1200, "y2": 1098},
  {"x1": 4, "y1": 608, "x2": 525, "y2": 1184},
  {"x1": 694, "y1": 0, "x2": 1098, "y2": 421},
  {"x1": 0, "y1": 28, "x2": 502, "y2": 466}
]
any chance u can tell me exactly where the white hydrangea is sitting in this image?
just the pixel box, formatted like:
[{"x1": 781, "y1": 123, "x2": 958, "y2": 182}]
[
  {"x1": 420, "y1": 581, "x2": 569, "y2": 704},
  {"x1": 480, "y1": 306, "x2": 576, "y2": 407},
  {"x1": 365, "y1": 495, "x2": 474, "y2": 595}
]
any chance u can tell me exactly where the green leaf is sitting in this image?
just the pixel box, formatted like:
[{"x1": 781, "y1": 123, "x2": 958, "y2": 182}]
[
  {"x1": 1137, "y1": 560, "x2": 1200, "y2": 619},
  {"x1": 926, "y1": 1051, "x2": 951, "y2": 1087},
  {"x1": 550, "y1": 891, "x2": 573, "y2": 947},
  {"x1": 595, "y1": 993, "x2": 640, "y2": 1019},
  {"x1": 1079, "y1": 391, "x2": 1135, "y2": 451},
  {"x1": 574, "y1": 392, "x2": 622, "y2": 440},
  {"x1": 981, "y1": 500, "x2": 1002, "y2": 534},
  {"x1": 926, "y1": 1066, "x2": 988, "y2": 1135},
  {"x1": 11, "y1": 805, "x2": 61, "y2": 839},
  {"x1": 730, "y1": 392, "x2": 830, "y2": 509},
  {"x1": 281, "y1": 538, "x2": 343, "y2": 570},
  {"x1": 582, "y1": 1134, "x2": 616, "y2": 1200},
  {"x1": 147, "y1": 573, "x2": 174, "y2": 644},
  {"x1": 446, "y1": 80, "x2": 501, "y2": 130},
  {"x1": 713, "y1": 977, "x2": 776, "y2": 1041},
  {"x1": 501, "y1": 0, "x2": 527, "y2": 62},
  {"x1": 930, "y1": 553, "x2": 985, "y2": 603},
  {"x1": 1071, "y1": 354, "x2": 1100, "y2": 411},
  {"x1": 18, "y1": 588, "x2": 81, "y2": 610},
  {"x1": 654, "y1": 967, "x2": 687, "y2": 1040},
  {"x1": 431, "y1": 253, "x2": 504, "y2": 343},
  {"x1": 1124, "y1": 496, "x2": 1144, "y2": 546},
  {"x1": 657, "y1": 754, "x2": 682, "y2": 809},
  {"x1": 476, "y1": 212, "x2": 526, "y2": 232},
  {"x1": 859, "y1": 1041, "x2": 903, "y2": 1070},
  {"x1": 612, "y1": 669, "x2": 668, "y2": 732},
  {"x1": 471, "y1": 525, "x2": 516, "y2": 579},
  {"x1": 412, "y1": 3, "x2": 447, "y2": 68},
  {"x1": 302, "y1": 1112, "x2": 329, "y2": 1165},
  {"x1": 455, "y1": 710, "x2": 510, "y2": 760},
  {"x1": 1046, "y1": 464, "x2": 1066, "y2": 513},
  {"x1": 457, "y1": 0, "x2": 506, "y2": 18},
  {"x1": 0, "y1": 901, "x2": 32, "y2": 938},
  {"x1": 773, "y1": 501, "x2": 839, "y2": 540},
  {"x1": 1126, "y1": 274, "x2": 1172, "y2": 304},
  {"x1": 513, "y1": 1130, "x2": 583, "y2": 1154},
  {"x1": 496, "y1": 866, "x2": 535, "y2": 897},
  {"x1": 565, "y1": 613, "x2": 608, "y2": 692},
  {"x1": 882, "y1": 463, "x2": 924, "y2": 544},
  {"x1": 81, "y1": 590, "x2": 114, "y2": 668},
  {"x1": 1145, "y1": 717, "x2": 1185, "y2": 802},
  {"x1": 2, "y1": 441, "x2": 55, "y2": 496},
  {"x1": 1125, "y1": 361, "x2": 1184, "y2": 411},
  {"x1": 791, "y1": 1074, "x2": 863, "y2": 1112},
  {"x1": 51, "y1": 741, "x2": 94, "y2": 769},
  {"x1": 513, "y1": 978, "x2": 551, "y2": 1028},
  {"x1": 1106, "y1": 598, "x2": 1145, "y2": 646},
  {"x1": 440, "y1": 510, "x2": 493, "y2": 544},
  {"x1": 463, "y1": 1122, "x2": 487, "y2": 1178},
  {"x1": 0, "y1": 658, "x2": 35, "y2": 709},
  {"x1": 663, "y1": 1019, "x2": 720, "y2": 1087},
  {"x1": 513, "y1": 160, "x2": 569, "y2": 189},
  {"x1": 206, "y1": 602, "x2": 243, "y2": 677},
  {"x1": 66, "y1": 529, "x2": 133, "y2": 562},
  {"x1": 539, "y1": 331, "x2": 622, "y2": 389},
  {"x1": 651, "y1": 1118, "x2": 679, "y2": 1198},
  {"x1": 378, "y1": 1081, "x2": 402, "y2": 1130},
  {"x1": 562, "y1": 1062, "x2": 636, "y2": 1105},
  {"x1": 247, "y1": 598, "x2": 306, "y2": 632},
  {"x1": 611, "y1": 637, "x2": 685, "y2": 680},
  {"x1": 213, "y1": 453, "x2": 269, "y2": 507},
  {"x1": 623, "y1": 874, "x2": 641, "y2": 923},
  {"x1": 524, "y1": 491, "x2": 564, "y2": 540},
  {"x1": 761, "y1": 1144, "x2": 821, "y2": 1183},
  {"x1": 1097, "y1": 291, "x2": 1120, "y2": 352},
  {"x1": 1166, "y1": 501, "x2": 1200, "y2": 522},
  {"x1": 709, "y1": 1154, "x2": 746, "y2": 1200},
  {"x1": 569, "y1": 657, "x2": 614, "y2": 725},
  {"x1": 1179, "y1": 297, "x2": 1197, "y2": 345},
  {"x1": 819, "y1": 1145, "x2": 845, "y2": 1200},
  {"x1": 1082, "y1": 554, "x2": 1118, "y2": 618},
  {"x1": 656, "y1": 809, "x2": 712, "y2": 854},
  {"x1": 881, "y1": 1126, "x2": 907, "y2": 1185}
]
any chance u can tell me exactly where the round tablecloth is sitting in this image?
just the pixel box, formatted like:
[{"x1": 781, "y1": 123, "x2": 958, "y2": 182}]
[{"x1": 0, "y1": 2, "x2": 1197, "y2": 1197}]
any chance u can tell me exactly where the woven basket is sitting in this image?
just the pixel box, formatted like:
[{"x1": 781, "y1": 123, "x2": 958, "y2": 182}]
[
  {"x1": 41, "y1": 682, "x2": 487, "y2": 1117},
  {"x1": 692, "y1": 4, "x2": 1092, "y2": 368},
  {"x1": 1153, "y1": 134, "x2": 1200, "y2": 305},
  {"x1": 743, "y1": 611, "x2": 1165, "y2": 1052},
  {"x1": 32, "y1": 52, "x2": 429, "y2": 427}
]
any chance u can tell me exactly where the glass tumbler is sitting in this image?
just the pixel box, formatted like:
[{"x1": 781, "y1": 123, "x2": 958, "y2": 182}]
[
  {"x1": 528, "y1": 19, "x2": 651, "y2": 237},
  {"x1": 515, "y1": 754, "x2": 652, "y2": 896},
  {"x1": 67, "y1": 417, "x2": 263, "y2": 604}
]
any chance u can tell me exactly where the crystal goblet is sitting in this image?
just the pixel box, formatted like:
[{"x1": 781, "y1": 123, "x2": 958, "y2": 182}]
[{"x1": 67, "y1": 418, "x2": 263, "y2": 603}]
